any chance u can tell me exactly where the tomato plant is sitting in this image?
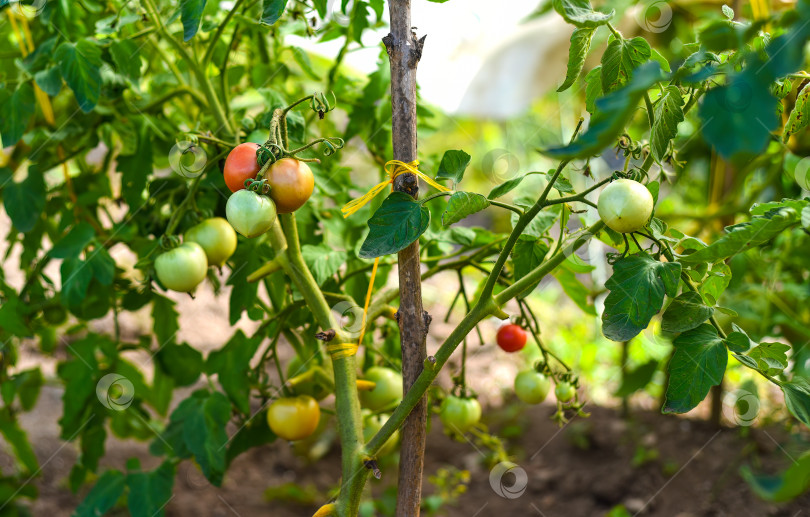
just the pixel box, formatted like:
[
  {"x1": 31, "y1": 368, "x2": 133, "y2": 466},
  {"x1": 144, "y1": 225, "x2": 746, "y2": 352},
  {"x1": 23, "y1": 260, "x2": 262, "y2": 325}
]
[{"x1": 1, "y1": 0, "x2": 809, "y2": 515}]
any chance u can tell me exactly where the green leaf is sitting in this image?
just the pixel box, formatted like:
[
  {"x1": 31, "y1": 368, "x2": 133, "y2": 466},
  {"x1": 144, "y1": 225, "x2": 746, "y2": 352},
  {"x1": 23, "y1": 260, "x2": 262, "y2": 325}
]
[
  {"x1": 206, "y1": 331, "x2": 262, "y2": 414},
  {"x1": 783, "y1": 82, "x2": 810, "y2": 143},
  {"x1": 600, "y1": 37, "x2": 652, "y2": 93},
  {"x1": 180, "y1": 0, "x2": 207, "y2": 41},
  {"x1": 602, "y1": 253, "x2": 681, "y2": 341},
  {"x1": 679, "y1": 206, "x2": 801, "y2": 263},
  {"x1": 291, "y1": 47, "x2": 319, "y2": 80},
  {"x1": 543, "y1": 62, "x2": 663, "y2": 160},
  {"x1": 61, "y1": 258, "x2": 95, "y2": 308},
  {"x1": 3, "y1": 165, "x2": 46, "y2": 233},
  {"x1": 741, "y1": 450, "x2": 810, "y2": 502},
  {"x1": 747, "y1": 342, "x2": 790, "y2": 375},
  {"x1": 584, "y1": 66, "x2": 602, "y2": 114},
  {"x1": 651, "y1": 86, "x2": 684, "y2": 162},
  {"x1": 57, "y1": 337, "x2": 100, "y2": 438},
  {"x1": 359, "y1": 192, "x2": 430, "y2": 259},
  {"x1": 109, "y1": 39, "x2": 141, "y2": 81},
  {"x1": 117, "y1": 118, "x2": 153, "y2": 210},
  {"x1": 126, "y1": 461, "x2": 175, "y2": 517},
  {"x1": 803, "y1": 206, "x2": 810, "y2": 230},
  {"x1": 34, "y1": 67, "x2": 63, "y2": 96},
  {"x1": 152, "y1": 294, "x2": 179, "y2": 346},
  {"x1": 261, "y1": 0, "x2": 287, "y2": 25},
  {"x1": 50, "y1": 222, "x2": 95, "y2": 259},
  {"x1": 661, "y1": 292, "x2": 713, "y2": 333},
  {"x1": 725, "y1": 329, "x2": 751, "y2": 353},
  {"x1": 487, "y1": 171, "x2": 544, "y2": 199},
  {"x1": 181, "y1": 391, "x2": 231, "y2": 485},
  {"x1": 157, "y1": 343, "x2": 203, "y2": 387},
  {"x1": 0, "y1": 82, "x2": 35, "y2": 146},
  {"x1": 699, "y1": 263, "x2": 731, "y2": 305},
  {"x1": 226, "y1": 409, "x2": 276, "y2": 465},
  {"x1": 663, "y1": 324, "x2": 728, "y2": 414},
  {"x1": 552, "y1": 0, "x2": 614, "y2": 28},
  {"x1": 781, "y1": 378, "x2": 810, "y2": 427},
  {"x1": 442, "y1": 192, "x2": 490, "y2": 226},
  {"x1": 302, "y1": 244, "x2": 347, "y2": 285},
  {"x1": 700, "y1": 70, "x2": 777, "y2": 160},
  {"x1": 0, "y1": 408, "x2": 38, "y2": 473},
  {"x1": 558, "y1": 28, "x2": 595, "y2": 92},
  {"x1": 436, "y1": 150, "x2": 471, "y2": 185},
  {"x1": 0, "y1": 294, "x2": 29, "y2": 337},
  {"x1": 650, "y1": 48, "x2": 671, "y2": 73},
  {"x1": 554, "y1": 267, "x2": 597, "y2": 315},
  {"x1": 54, "y1": 39, "x2": 102, "y2": 112},
  {"x1": 74, "y1": 470, "x2": 126, "y2": 517},
  {"x1": 512, "y1": 236, "x2": 549, "y2": 298},
  {"x1": 615, "y1": 360, "x2": 658, "y2": 397}
]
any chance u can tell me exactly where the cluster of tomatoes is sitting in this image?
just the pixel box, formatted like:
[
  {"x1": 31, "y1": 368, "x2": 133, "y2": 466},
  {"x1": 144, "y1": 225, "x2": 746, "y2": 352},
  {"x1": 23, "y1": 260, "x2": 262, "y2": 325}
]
[
  {"x1": 267, "y1": 365, "x2": 404, "y2": 450},
  {"x1": 153, "y1": 144, "x2": 315, "y2": 294},
  {"x1": 223, "y1": 143, "x2": 315, "y2": 238}
]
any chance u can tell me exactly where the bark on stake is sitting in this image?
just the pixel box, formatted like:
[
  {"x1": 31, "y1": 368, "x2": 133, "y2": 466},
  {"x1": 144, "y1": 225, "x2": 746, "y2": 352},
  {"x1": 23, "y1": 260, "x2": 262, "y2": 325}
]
[{"x1": 383, "y1": 1, "x2": 428, "y2": 514}]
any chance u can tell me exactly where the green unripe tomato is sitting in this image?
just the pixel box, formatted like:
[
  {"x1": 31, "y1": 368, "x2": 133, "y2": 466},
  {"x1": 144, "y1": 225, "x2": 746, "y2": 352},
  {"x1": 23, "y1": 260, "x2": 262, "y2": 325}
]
[
  {"x1": 42, "y1": 303, "x2": 68, "y2": 326},
  {"x1": 363, "y1": 412, "x2": 399, "y2": 456},
  {"x1": 554, "y1": 381, "x2": 576, "y2": 403},
  {"x1": 514, "y1": 370, "x2": 551, "y2": 404},
  {"x1": 184, "y1": 217, "x2": 237, "y2": 267},
  {"x1": 440, "y1": 396, "x2": 482, "y2": 433},
  {"x1": 358, "y1": 367, "x2": 403, "y2": 411},
  {"x1": 597, "y1": 179, "x2": 654, "y2": 233},
  {"x1": 226, "y1": 189, "x2": 277, "y2": 238},
  {"x1": 154, "y1": 242, "x2": 208, "y2": 293}
]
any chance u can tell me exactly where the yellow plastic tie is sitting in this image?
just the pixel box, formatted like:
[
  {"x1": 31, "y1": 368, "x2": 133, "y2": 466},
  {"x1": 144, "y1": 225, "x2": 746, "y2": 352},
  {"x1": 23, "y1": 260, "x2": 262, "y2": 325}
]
[
  {"x1": 340, "y1": 160, "x2": 450, "y2": 218},
  {"x1": 326, "y1": 253, "x2": 381, "y2": 360}
]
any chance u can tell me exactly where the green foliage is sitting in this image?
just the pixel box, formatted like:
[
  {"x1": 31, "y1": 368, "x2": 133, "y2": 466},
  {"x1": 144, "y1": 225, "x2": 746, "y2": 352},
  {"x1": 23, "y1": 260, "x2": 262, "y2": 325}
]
[
  {"x1": 663, "y1": 324, "x2": 727, "y2": 414},
  {"x1": 359, "y1": 192, "x2": 431, "y2": 258}
]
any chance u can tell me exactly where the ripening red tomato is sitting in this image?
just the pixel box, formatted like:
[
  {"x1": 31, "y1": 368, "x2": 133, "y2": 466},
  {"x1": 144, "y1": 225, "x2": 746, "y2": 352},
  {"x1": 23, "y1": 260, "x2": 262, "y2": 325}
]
[
  {"x1": 223, "y1": 143, "x2": 261, "y2": 192},
  {"x1": 496, "y1": 324, "x2": 527, "y2": 352},
  {"x1": 265, "y1": 158, "x2": 314, "y2": 213}
]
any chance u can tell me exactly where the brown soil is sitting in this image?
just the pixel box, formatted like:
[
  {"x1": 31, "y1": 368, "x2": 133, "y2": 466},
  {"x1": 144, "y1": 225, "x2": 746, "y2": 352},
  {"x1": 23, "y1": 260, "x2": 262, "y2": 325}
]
[{"x1": 13, "y1": 389, "x2": 810, "y2": 517}]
